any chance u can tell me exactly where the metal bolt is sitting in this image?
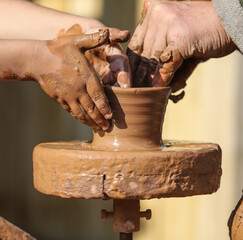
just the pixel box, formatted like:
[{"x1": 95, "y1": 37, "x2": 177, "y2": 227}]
[
  {"x1": 140, "y1": 209, "x2": 152, "y2": 220},
  {"x1": 101, "y1": 209, "x2": 114, "y2": 220}
]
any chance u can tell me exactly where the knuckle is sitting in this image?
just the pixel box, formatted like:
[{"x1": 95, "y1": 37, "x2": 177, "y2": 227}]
[
  {"x1": 165, "y1": 11, "x2": 178, "y2": 22},
  {"x1": 61, "y1": 100, "x2": 71, "y2": 111},
  {"x1": 151, "y1": 2, "x2": 178, "y2": 22},
  {"x1": 92, "y1": 90, "x2": 103, "y2": 102},
  {"x1": 96, "y1": 102, "x2": 107, "y2": 111},
  {"x1": 62, "y1": 105, "x2": 71, "y2": 112},
  {"x1": 150, "y1": 3, "x2": 162, "y2": 17},
  {"x1": 77, "y1": 113, "x2": 85, "y2": 120},
  {"x1": 94, "y1": 117, "x2": 104, "y2": 125},
  {"x1": 86, "y1": 104, "x2": 95, "y2": 115}
]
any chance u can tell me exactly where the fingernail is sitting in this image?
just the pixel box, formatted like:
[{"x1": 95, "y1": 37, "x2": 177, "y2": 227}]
[
  {"x1": 99, "y1": 29, "x2": 108, "y2": 37},
  {"x1": 102, "y1": 126, "x2": 109, "y2": 131},
  {"x1": 118, "y1": 72, "x2": 131, "y2": 88},
  {"x1": 105, "y1": 113, "x2": 113, "y2": 119},
  {"x1": 94, "y1": 126, "x2": 101, "y2": 130},
  {"x1": 101, "y1": 121, "x2": 111, "y2": 131},
  {"x1": 99, "y1": 31, "x2": 105, "y2": 37}
]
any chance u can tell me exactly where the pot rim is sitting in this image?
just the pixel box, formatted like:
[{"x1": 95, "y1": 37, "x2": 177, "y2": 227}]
[{"x1": 105, "y1": 86, "x2": 172, "y2": 93}]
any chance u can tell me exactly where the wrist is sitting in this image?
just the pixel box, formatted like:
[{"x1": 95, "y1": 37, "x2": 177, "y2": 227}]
[
  {"x1": 0, "y1": 40, "x2": 41, "y2": 82},
  {"x1": 29, "y1": 40, "x2": 62, "y2": 84},
  {"x1": 67, "y1": 16, "x2": 105, "y2": 33}
]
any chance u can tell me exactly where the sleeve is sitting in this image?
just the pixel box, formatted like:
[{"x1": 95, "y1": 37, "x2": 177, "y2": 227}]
[{"x1": 212, "y1": 0, "x2": 243, "y2": 53}]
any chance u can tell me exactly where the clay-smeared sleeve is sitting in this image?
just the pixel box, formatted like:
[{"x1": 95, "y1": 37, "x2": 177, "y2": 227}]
[{"x1": 213, "y1": 0, "x2": 243, "y2": 53}]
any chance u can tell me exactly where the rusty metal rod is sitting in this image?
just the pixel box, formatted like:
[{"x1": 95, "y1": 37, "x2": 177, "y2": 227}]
[{"x1": 120, "y1": 232, "x2": 133, "y2": 240}]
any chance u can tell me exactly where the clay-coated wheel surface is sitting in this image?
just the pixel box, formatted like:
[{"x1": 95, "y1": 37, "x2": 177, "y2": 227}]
[{"x1": 33, "y1": 140, "x2": 222, "y2": 200}]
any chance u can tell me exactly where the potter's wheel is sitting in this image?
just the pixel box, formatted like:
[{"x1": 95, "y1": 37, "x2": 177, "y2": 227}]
[
  {"x1": 33, "y1": 140, "x2": 221, "y2": 200},
  {"x1": 32, "y1": 87, "x2": 222, "y2": 237}
]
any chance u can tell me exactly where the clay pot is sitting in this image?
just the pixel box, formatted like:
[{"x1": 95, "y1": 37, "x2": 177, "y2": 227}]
[{"x1": 91, "y1": 86, "x2": 171, "y2": 151}]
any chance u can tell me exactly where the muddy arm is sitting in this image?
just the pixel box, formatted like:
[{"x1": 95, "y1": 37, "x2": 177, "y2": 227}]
[
  {"x1": 0, "y1": 0, "x2": 132, "y2": 88},
  {"x1": 0, "y1": 0, "x2": 103, "y2": 40},
  {"x1": 0, "y1": 32, "x2": 114, "y2": 130}
]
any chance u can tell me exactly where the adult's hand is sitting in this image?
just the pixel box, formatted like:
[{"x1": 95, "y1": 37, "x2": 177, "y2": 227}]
[
  {"x1": 35, "y1": 29, "x2": 112, "y2": 130},
  {"x1": 127, "y1": 1, "x2": 236, "y2": 93}
]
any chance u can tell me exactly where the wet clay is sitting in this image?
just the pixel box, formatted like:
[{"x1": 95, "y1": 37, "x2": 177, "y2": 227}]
[
  {"x1": 91, "y1": 86, "x2": 171, "y2": 150},
  {"x1": 33, "y1": 140, "x2": 222, "y2": 200},
  {"x1": 228, "y1": 195, "x2": 243, "y2": 240},
  {"x1": 0, "y1": 217, "x2": 36, "y2": 240}
]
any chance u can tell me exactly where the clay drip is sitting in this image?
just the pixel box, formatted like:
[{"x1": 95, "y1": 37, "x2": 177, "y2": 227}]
[{"x1": 92, "y1": 86, "x2": 171, "y2": 151}]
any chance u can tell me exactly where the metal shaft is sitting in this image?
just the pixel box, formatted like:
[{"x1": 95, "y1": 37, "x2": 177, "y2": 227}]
[{"x1": 120, "y1": 232, "x2": 133, "y2": 240}]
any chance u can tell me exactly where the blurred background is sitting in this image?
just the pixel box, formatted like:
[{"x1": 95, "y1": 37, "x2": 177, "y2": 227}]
[{"x1": 0, "y1": 0, "x2": 242, "y2": 239}]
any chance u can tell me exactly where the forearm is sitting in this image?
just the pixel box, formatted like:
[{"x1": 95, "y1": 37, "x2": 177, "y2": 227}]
[
  {"x1": 0, "y1": 0, "x2": 104, "y2": 40},
  {"x1": 0, "y1": 39, "x2": 38, "y2": 81}
]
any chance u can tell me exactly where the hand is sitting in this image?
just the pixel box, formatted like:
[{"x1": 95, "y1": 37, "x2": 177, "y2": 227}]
[
  {"x1": 34, "y1": 29, "x2": 112, "y2": 130},
  {"x1": 85, "y1": 28, "x2": 132, "y2": 88},
  {"x1": 127, "y1": 1, "x2": 236, "y2": 94},
  {"x1": 58, "y1": 24, "x2": 132, "y2": 88}
]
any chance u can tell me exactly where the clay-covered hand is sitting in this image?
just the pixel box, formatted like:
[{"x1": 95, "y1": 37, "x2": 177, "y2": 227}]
[
  {"x1": 58, "y1": 24, "x2": 132, "y2": 88},
  {"x1": 35, "y1": 29, "x2": 112, "y2": 130},
  {"x1": 63, "y1": 24, "x2": 132, "y2": 88},
  {"x1": 85, "y1": 28, "x2": 132, "y2": 88},
  {"x1": 127, "y1": 0, "x2": 236, "y2": 93}
]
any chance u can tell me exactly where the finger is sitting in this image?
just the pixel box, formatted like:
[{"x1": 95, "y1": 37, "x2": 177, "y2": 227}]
[
  {"x1": 105, "y1": 45, "x2": 132, "y2": 88},
  {"x1": 126, "y1": 47, "x2": 140, "y2": 81},
  {"x1": 135, "y1": 21, "x2": 161, "y2": 86},
  {"x1": 148, "y1": 23, "x2": 167, "y2": 84},
  {"x1": 74, "y1": 29, "x2": 109, "y2": 51},
  {"x1": 148, "y1": 48, "x2": 162, "y2": 85},
  {"x1": 85, "y1": 46, "x2": 114, "y2": 85},
  {"x1": 142, "y1": 0, "x2": 154, "y2": 17},
  {"x1": 59, "y1": 99, "x2": 71, "y2": 112},
  {"x1": 68, "y1": 100, "x2": 100, "y2": 129},
  {"x1": 127, "y1": 13, "x2": 150, "y2": 79},
  {"x1": 88, "y1": 43, "x2": 132, "y2": 88},
  {"x1": 117, "y1": 71, "x2": 131, "y2": 88},
  {"x1": 86, "y1": 72, "x2": 112, "y2": 120},
  {"x1": 108, "y1": 28, "x2": 130, "y2": 43},
  {"x1": 85, "y1": 49, "x2": 110, "y2": 79},
  {"x1": 144, "y1": 0, "x2": 153, "y2": 9},
  {"x1": 134, "y1": 50, "x2": 151, "y2": 87},
  {"x1": 152, "y1": 46, "x2": 183, "y2": 87},
  {"x1": 79, "y1": 93, "x2": 110, "y2": 131},
  {"x1": 76, "y1": 54, "x2": 112, "y2": 122},
  {"x1": 169, "y1": 58, "x2": 202, "y2": 93},
  {"x1": 102, "y1": 70, "x2": 114, "y2": 86}
]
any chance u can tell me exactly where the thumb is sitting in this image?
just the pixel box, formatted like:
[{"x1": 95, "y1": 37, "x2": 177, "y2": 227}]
[
  {"x1": 152, "y1": 46, "x2": 183, "y2": 87},
  {"x1": 142, "y1": 0, "x2": 154, "y2": 16},
  {"x1": 144, "y1": 0, "x2": 153, "y2": 10},
  {"x1": 74, "y1": 29, "x2": 109, "y2": 51},
  {"x1": 108, "y1": 28, "x2": 130, "y2": 43}
]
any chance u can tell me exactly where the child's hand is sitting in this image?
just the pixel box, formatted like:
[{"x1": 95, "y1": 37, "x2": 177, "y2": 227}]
[{"x1": 35, "y1": 29, "x2": 112, "y2": 130}]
